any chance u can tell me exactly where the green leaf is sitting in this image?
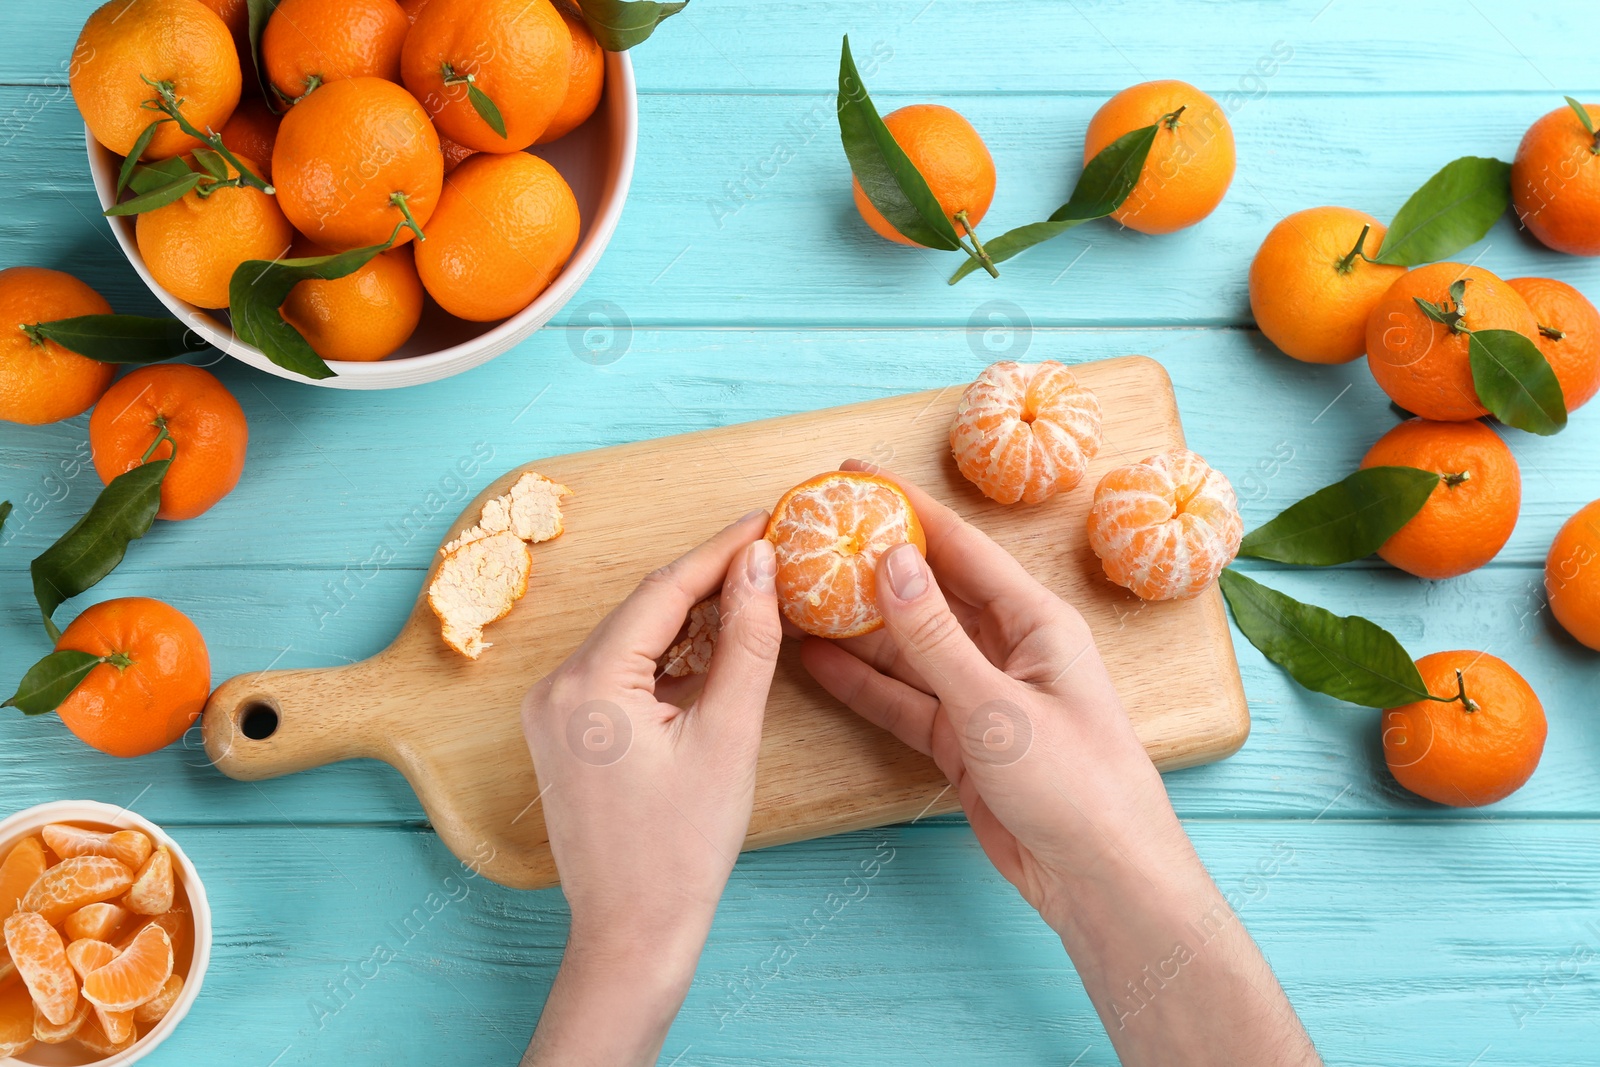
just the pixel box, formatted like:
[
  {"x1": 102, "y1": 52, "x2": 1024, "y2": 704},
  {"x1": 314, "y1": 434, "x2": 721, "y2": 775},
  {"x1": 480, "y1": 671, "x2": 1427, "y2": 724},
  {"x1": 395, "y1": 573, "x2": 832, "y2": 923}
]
[
  {"x1": 127, "y1": 157, "x2": 194, "y2": 196},
  {"x1": 1374, "y1": 156, "x2": 1512, "y2": 266},
  {"x1": 1218, "y1": 569, "x2": 1430, "y2": 708},
  {"x1": 1566, "y1": 95, "x2": 1596, "y2": 135},
  {"x1": 104, "y1": 171, "x2": 203, "y2": 217},
  {"x1": 837, "y1": 35, "x2": 962, "y2": 253},
  {"x1": 1238, "y1": 466, "x2": 1441, "y2": 566},
  {"x1": 32, "y1": 459, "x2": 170, "y2": 640},
  {"x1": 573, "y1": 0, "x2": 688, "y2": 51},
  {"x1": 29, "y1": 316, "x2": 209, "y2": 364},
  {"x1": 192, "y1": 147, "x2": 229, "y2": 181},
  {"x1": 0, "y1": 500, "x2": 11, "y2": 535},
  {"x1": 230, "y1": 245, "x2": 397, "y2": 380},
  {"x1": 117, "y1": 121, "x2": 166, "y2": 196},
  {"x1": 4, "y1": 650, "x2": 105, "y2": 716},
  {"x1": 466, "y1": 84, "x2": 508, "y2": 139},
  {"x1": 247, "y1": 0, "x2": 284, "y2": 112},
  {"x1": 949, "y1": 122, "x2": 1159, "y2": 284},
  {"x1": 1469, "y1": 328, "x2": 1568, "y2": 435}
]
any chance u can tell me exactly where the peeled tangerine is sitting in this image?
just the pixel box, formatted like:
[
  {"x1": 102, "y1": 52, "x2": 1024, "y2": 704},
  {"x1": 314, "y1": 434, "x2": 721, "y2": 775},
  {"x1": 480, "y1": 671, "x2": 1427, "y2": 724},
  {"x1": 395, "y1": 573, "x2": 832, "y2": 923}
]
[
  {"x1": 1087, "y1": 448, "x2": 1243, "y2": 601},
  {"x1": 950, "y1": 360, "x2": 1103, "y2": 505}
]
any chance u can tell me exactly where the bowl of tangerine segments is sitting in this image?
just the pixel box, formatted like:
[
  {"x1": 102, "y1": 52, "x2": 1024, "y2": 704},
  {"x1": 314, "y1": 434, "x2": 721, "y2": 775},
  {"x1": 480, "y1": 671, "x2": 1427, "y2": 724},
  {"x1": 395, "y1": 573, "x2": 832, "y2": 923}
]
[
  {"x1": 75, "y1": 0, "x2": 637, "y2": 389},
  {"x1": 0, "y1": 801, "x2": 210, "y2": 1065}
]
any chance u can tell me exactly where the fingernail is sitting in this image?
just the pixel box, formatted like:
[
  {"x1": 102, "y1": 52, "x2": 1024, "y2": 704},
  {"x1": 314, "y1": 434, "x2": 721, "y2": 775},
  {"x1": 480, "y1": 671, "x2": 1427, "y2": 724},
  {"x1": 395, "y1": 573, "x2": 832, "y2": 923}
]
[
  {"x1": 885, "y1": 543, "x2": 927, "y2": 600},
  {"x1": 738, "y1": 508, "x2": 767, "y2": 525},
  {"x1": 748, "y1": 539, "x2": 777, "y2": 592}
]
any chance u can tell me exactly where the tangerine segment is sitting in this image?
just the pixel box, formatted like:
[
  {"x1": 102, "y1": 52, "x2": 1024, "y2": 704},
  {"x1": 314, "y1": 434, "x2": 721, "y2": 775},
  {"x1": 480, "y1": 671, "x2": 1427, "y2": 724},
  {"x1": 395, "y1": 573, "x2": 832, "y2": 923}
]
[
  {"x1": 126, "y1": 848, "x2": 175, "y2": 916},
  {"x1": 0, "y1": 979, "x2": 32, "y2": 1057},
  {"x1": 765, "y1": 472, "x2": 927, "y2": 638},
  {"x1": 97, "y1": 1004, "x2": 136, "y2": 1046},
  {"x1": 134, "y1": 973, "x2": 183, "y2": 1025},
  {"x1": 117, "y1": 908, "x2": 190, "y2": 961},
  {"x1": 1087, "y1": 448, "x2": 1243, "y2": 601},
  {"x1": 83, "y1": 924, "x2": 172, "y2": 1013},
  {"x1": 42, "y1": 825, "x2": 153, "y2": 871},
  {"x1": 66, "y1": 939, "x2": 120, "y2": 981},
  {"x1": 950, "y1": 360, "x2": 1103, "y2": 505},
  {"x1": 75, "y1": 1007, "x2": 136, "y2": 1057},
  {"x1": 63, "y1": 903, "x2": 129, "y2": 944},
  {"x1": 1, "y1": 837, "x2": 48, "y2": 918},
  {"x1": 4, "y1": 911, "x2": 77, "y2": 1026},
  {"x1": 21, "y1": 856, "x2": 135, "y2": 925},
  {"x1": 33, "y1": 998, "x2": 90, "y2": 1044}
]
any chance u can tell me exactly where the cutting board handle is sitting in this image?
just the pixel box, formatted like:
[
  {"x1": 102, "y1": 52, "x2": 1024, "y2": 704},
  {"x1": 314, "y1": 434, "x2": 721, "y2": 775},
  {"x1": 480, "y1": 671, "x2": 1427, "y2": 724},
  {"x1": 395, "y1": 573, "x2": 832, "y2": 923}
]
[{"x1": 201, "y1": 659, "x2": 391, "y2": 781}]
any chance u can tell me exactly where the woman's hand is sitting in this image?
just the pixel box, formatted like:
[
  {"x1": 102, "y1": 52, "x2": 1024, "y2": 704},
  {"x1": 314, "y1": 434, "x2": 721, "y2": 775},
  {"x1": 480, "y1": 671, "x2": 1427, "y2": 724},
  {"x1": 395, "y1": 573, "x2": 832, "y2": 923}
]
[
  {"x1": 520, "y1": 510, "x2": 781, "y2": 1067},
  {"x1": 803, "y1": 461, "x2": 1319, "y2": 1067}
]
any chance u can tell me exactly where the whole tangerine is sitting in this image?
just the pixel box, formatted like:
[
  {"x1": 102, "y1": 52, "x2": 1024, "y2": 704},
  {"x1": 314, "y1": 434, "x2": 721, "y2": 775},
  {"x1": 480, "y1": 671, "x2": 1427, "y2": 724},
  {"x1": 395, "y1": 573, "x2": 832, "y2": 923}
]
[
  {"x1": 1359, "y1": 418, "x2": 1520, "y2": 579},
  {"x1": 89, "y1": 365, "x2": 248, "y2": 521},
  {"x1": 54, "y1": 597, "x2": 211, "y2": 759},
  {"x1": 537, "y1": 3, "x2": 605, "y2": 144},
  {"x1": 852, "y1": 104, "x2": 995, "y2": 248},
  {"x1": 1083, "y1": 79, "x2": 1234, "y2": 235},
  {"x1": 765, "y1": 471, "x2": 926, "y2": 638},
  {"x1": 949, "y1": 360, "x2": 1103, "y2": 505},
  {"x1": 0, "y1": 267, "x2": 116, "y2": 425},
  {"x1": 272, "y1": 76, "x2": 443, "y2": 251},
  {"x1": 71, "y1": 0, "x2": 242, "y2": 160},
  {"x1": 262, "y1": 0, "x2": 410, "y2": 102},
  {"x1": 1546, "y1": 498, "x2": 1600, "y2": 651},
  {"x1": 414, "y1": 151, "x2": 580, "y2": 322},
  {"x1": 401, "y1": 0, "x2": 571, "y2": 152},
  {"x1": 1086, "y1": 447, "x2": 1242, "y2": 601},
  {"x1": 281, "y1": 242, "x2": 424, "y2": 362},
  {"x1": 1383, "y1": 650, "x2": 1545, "y2": 807},
  {"x1": 1249, "y1": 207, "x2": 1405, "y2": 364},
  {"x1": 1512, "y1": 102, "x2": 1600, "y2": 256},
  {"x1": 1364, "y1": 263, "x2": 1539, "y2": 422},
  {"x1": 1507, "y1": 277, "x2": 1600, "y2": 412},
  {"x1": 135, "y1": 153, "x2": 294, "y2": 310},
  {"x1": 219, "y1": 98, "x2": 281, "y2": 183}
]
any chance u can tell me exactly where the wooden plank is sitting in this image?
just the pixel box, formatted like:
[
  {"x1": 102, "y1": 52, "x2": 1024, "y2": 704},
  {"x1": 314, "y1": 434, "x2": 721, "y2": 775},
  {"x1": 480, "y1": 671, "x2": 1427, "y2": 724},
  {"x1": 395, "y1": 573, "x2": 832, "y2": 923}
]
[
  {"x1": 2, "y1": 90, "x2": 1597, "y2": 330},
  {"x1": 195, "y1": 357, "x2": 1249, "y2": 888},
  {"x1": 104, "y1": 820, "x2": 1600, "y2": 1067},
  {"x1": 3, "y1": 1, "x2": 1598, "y2": 93}
]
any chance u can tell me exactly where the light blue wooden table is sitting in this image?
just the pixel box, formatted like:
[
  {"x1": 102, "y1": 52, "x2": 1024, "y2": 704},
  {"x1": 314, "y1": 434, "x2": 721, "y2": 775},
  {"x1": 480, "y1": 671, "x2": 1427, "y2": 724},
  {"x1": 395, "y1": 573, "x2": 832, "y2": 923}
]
[{"x1": 4, "y1": 2, "x2": 1599, "y2": 1063}]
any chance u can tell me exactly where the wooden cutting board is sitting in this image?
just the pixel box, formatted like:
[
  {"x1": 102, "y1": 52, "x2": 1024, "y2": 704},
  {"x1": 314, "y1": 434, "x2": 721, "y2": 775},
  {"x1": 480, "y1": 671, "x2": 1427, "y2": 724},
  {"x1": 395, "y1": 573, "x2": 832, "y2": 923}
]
[{"x1": 201, "y1": 355, "x2": 1248, "y2": 889}]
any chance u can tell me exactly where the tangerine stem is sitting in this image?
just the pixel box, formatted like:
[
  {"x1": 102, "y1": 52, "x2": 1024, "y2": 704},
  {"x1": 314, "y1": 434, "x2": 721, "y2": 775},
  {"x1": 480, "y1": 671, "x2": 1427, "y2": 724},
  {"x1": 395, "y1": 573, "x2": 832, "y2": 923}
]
[
  {"x1": 20, "y1": 322, "x2": 45, "y2": 346},
  {"x1": 1539, "y1": 322, "x2": 1566, "y2": 341},
  {"x1": 1162, "y1": 105, "x2": 1187, "y2": 130},
  {"x1": 104, "y1": 652, "x2": 134, "y2": 670},
  {"x1": 954, "y1": 210, "x2": 999, "y2": 279},
  {"x1": 139, "y1": 416, "x2": 172, "y2": 465},
  {"x1": 140, "y1": 76, "x2": 274, "y2": 195},
  {"x1": 1336, "y1": 224, "x2": 1373, "y2": 274},
  {"x1": 389, "y1": 192, "x2": 426, "y2": 243},
  {"x1": 1442, "y1": 470, "x2": 1471, "y2": 488}
]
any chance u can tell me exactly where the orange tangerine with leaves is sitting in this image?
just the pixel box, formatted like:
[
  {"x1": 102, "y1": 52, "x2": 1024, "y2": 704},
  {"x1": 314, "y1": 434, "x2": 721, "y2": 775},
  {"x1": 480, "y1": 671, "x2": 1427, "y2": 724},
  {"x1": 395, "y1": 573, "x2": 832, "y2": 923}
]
[
  {"x1": 262, "y1": 0, "x2": 411, "y2": 102},
  {"x1": 282, "y1": 243, "x2": 424, "y2": 363},
  {"x1": 765, "y1": 471, "x2": 926, "y2": 638},
  {"x1": 273, "y1": 76, "x2": 443, "y2": 250},
  {"x1": 1383, "y1": 650, "x2": 1546, "y2": 806},
  {"x1": 219, "y1": 98, "x2": 281, "y2": 183},
  {"x1": 1512, "y1": 101, "x2": 1600, "y2": 257},
  {"x1": 1249, "y1": 207, "x2": 1406, "y2": 364},
  {"x1": 50, "y1": 597, "x2": 213, "y2": 759},
  {"x1": 71, "y1": 0, "x2": 243, "y2": 160},
  {"x1": 91, "y1": 364, "x2": 249, "y2": 522},
  {"x1": 1360, "y1": 418, "x2": 1520, "y2": 580},
  {"x1": 538, "y1": 3, "x2": 605, "y2": 144},
  {"x1": 1507, "y1": 276, "x2": 1600, "y2": 411},
  {"x1": 949, "y1": 360, "x2": 1102, "y2": 505},
  {"x1": 853, "y1": 104, "x2": 995, "y2": 248},
  {"x1": 1087, "y1": 448, "x2": 1243, "y2": 601},
  {"x1": 1365, "y1": 263, "x2": 1539, "y2": 422},
  {"x1": 1084, "y1": 80, "x2": 1234, "y2": 234},
  {"x1": 1546, "y1": 498, "x2": 1600, "y2": 652},
  {"x1": 0, "y1": 267, "x2": 116, "y2": 426},
  {"x1": 402, "y1": 0, "x2": 571, "y2": 152}
]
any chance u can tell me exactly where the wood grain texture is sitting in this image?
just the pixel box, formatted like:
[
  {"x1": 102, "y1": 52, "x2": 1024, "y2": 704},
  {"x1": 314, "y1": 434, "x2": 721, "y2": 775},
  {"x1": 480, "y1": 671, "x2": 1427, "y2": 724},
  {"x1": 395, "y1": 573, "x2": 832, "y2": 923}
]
[{"x1": 198, "y1": 358, "x2": 1248, "y2": 888}]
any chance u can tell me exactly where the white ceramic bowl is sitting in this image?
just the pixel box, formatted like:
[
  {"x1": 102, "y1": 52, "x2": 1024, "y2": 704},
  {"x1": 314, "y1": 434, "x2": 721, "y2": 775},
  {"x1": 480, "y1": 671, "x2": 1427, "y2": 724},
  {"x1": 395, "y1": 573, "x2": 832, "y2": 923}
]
[
  {"x1": 0, "y1": 800, "x2": 212, "y2": 1067},
  {"x1": 87, "y1": 55, "x2": 637, "y2": 389}
]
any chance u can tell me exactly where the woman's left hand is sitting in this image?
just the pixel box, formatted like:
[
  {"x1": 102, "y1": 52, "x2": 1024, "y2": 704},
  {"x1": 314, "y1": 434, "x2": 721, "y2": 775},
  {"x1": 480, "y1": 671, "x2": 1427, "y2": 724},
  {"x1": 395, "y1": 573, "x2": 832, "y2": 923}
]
[{"x1": 521, "y1": 509, "x2": 781, "y2": 1067}]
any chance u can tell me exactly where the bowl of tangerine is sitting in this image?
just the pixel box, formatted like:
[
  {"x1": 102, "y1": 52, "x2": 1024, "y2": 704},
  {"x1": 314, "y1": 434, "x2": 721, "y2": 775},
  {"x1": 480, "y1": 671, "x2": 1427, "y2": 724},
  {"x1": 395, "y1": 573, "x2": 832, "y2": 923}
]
[
  {"x1": 76, "y1": 0, "x2": 637, "y2": 389},
  {"x1": 0, "y1": 801, "x2": 210, "y2": 1065}
]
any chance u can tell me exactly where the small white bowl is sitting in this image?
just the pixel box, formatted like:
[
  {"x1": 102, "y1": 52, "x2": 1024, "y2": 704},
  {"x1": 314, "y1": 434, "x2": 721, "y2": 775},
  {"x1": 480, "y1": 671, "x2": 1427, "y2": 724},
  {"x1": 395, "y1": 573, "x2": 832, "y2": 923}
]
[
  {"x1": 0, "y1": 800, "x2": 212, "y2": 1067},
  {"x1": 86, "y1": 54, "x2": 638, "y2": 390}
]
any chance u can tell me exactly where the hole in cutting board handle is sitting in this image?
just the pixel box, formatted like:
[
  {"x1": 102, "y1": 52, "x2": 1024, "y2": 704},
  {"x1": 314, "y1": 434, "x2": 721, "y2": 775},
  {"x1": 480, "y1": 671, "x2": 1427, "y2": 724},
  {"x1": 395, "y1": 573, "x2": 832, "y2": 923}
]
[{"x1": 239, "y1": 702, "x2": 280, "y2": 741}]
